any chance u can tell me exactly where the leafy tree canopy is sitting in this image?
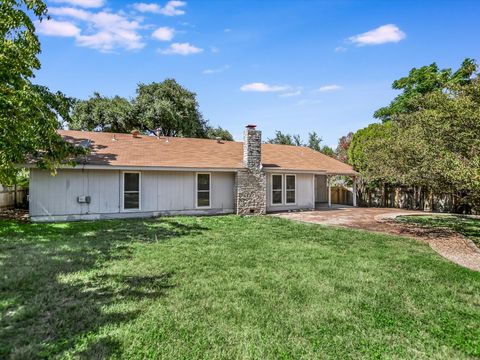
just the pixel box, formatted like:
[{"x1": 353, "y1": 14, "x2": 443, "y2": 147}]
[
  {"x1": 132, "y1": 79, "x2": 208, "y2": 137},
  {"x1": 0, "y1": 0, "x2": 84, "y2": 184},
  {"x1": 69, "y1": 80, "x2": 219, "y2": 139},
  {"x1": 352, "y1": 59, "x2": 480, "y2": 211},
  {"x1": 206, "y1": 126, "x2": 234, "y2": 141},
  {"x1": 375, "y1": 58, "x2": 477, "y2": 122},
  {"x1": 69, "y1": 93, "x2": 133, "y2": 133}
]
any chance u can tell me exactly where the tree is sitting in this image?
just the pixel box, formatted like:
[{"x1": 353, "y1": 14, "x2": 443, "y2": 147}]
[
  {"x1": 0, "y1": 0, "x2": 84, "y2": 184},
  {"x1": 336, "y1": 132, "x2": 353, "y2": 163},
  {"x1": 206, "y1": 126, "x2": 234, "y2": 141},
  {"x1": 307, "y1": 132, "x2": 322, "y2": 152},
  {"x1": 69, "y1": 93, "x2": 133, "y2": 133},
  {"x1": 320, "y1": 145, "x2": 335, "y2": 157},
  {"x1": 351, "y1": 59, "x2": 480, "y2": 212},
  {"x1": 375, "y1": 58, "x2": 477, "y2": 122},
  {"x1": 267, "y1": 130, "x2": 296, "y2": 145},
  {"x1": 132, "y1": 79, "x2": 208, "y2": 137}
]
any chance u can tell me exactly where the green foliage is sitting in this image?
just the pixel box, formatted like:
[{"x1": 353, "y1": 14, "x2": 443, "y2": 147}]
[
  {"x1": 132, "y1": 79, "x2": 208, "y2": 137},
  {"x1": 267, "y1": 130, "x2": 296, "y2": 145},
  {"x1": 69, "y1": 93, "x2": 133, "y2": 132},
  {"x1": 348, "y1": 122, "x2": 392, "y2": 181},
  {"x1": 268, "y1": 130, "x2": 336, "y2": 157},
  {"x1": 320, "y1": 145, "x2": 335, "y2": 157},
  {"x1": 351, "y1": 58, "x2": 480, "y2": 211},
  {"x1": 70, "y1": 80, "x2": 215, "y2": 138},
  {"x1": 375, "y1": 58, "x2": 477, "y2": 122},
  {"x1": 206, "y1": 126, "x2": 234, "y2": 141},
  {"x1": 307, "y1": 131, "x2": 322, "y2": 151},
  {"x1": 0, "y1": 0, "x2": 85, "y2": 184}
]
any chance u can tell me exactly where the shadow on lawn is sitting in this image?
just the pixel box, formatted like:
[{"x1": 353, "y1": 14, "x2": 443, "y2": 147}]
[{"x1": 0, "y1": 218, "x2": 207, "y2": 359}]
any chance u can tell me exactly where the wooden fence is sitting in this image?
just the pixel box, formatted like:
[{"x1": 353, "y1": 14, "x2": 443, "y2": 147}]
[
  {"x1": 330, "y1": 186, "x2": 354, "y2": 206},
  {"x1": 0, "y1": 184, "x2": 28, "y2": 209},
  {"x1": 356, "y1": 185, "x2": 470, "y2": 213}
]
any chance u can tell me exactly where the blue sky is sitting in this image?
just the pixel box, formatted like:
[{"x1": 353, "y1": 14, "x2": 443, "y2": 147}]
[{"x1": 35, "y1": 0, "x2": 480, "y2": 146}]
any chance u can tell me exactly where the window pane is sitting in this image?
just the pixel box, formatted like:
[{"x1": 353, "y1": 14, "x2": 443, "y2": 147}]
[
  {"x1": 197, "y1": 174, "x2": 210, "y2": 191},
  {"x1": 124, "y1": 193, "x2": 139, "y2": 209},
  {"x1": 197, "y1": 191, "x2": 210, "y2": 207},
  {"x1": 286, "y1": 175, "x2": 295, "y2": 190},
  {"x1": 272, "y1": 190, "x2": 282, "y2": 204},
  {"x1": 286, "y1": 190, "x2": 296, "y2": 203},
  {"x1": 272, "y1": 175, "x2": 282, "y2": 190},
  {"x1": 124, "y1": 173, "x2": 139, "y2": 192}
]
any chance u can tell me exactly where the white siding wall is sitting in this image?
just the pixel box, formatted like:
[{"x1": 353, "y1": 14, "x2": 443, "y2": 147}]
[
  {"x1": 266, "y1": 173, "x2": 314, "y2": 212},
  {"x1": 30, "y1": 169, "x2": 235, "y2": 219}
]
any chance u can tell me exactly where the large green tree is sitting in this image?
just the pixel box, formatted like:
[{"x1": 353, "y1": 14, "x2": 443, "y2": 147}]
[
  {"x1": 351, "y1": 59, "x2": 480, "y2": 212},
  {"x1": 69, "y1": 93, "x2": 133, "y2": 133},
  {"x1": 0, "y1": 0, "x2": 83, "y2": 184},
  {"x1": 375, "y1": 58, "x2": 477, "y2": 122},
  {"x1": 132, "y1": 79, "x2": 208, "y2": 137}
]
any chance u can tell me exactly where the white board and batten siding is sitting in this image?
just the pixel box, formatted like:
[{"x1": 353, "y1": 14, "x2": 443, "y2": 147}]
[
  {"x1": 266, "y1": 173, "x2": 315, "y2": 212},
  {"x1": 30, "y1": 169, "x2": 235, "y2": 221}
]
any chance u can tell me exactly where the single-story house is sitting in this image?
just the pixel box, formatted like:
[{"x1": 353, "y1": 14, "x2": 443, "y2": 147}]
[{"x1": 28, "y1": 125, "x2": 357, "y2": 222}]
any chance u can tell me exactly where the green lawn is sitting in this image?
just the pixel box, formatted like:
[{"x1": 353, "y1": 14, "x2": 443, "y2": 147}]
[
  {"x1": 1, "y1": 216, "x2": 479, "y2": 359},
  {"x1": 397, "y1": 214, "x2": 480, "y2": 248}
]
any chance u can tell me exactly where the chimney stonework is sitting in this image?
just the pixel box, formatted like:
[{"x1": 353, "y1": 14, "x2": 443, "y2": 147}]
[{"x1": 235, "y1": 125, "x2": 267, "y2": 215}]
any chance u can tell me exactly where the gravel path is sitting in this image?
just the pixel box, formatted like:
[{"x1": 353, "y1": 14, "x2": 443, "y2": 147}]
[{"x1": 273, "y1": 207, "x2": 480, "y2": 272}]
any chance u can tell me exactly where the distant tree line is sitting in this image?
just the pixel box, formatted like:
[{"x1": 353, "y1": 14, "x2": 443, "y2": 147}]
[
  {"x1": 266, "y1": 130, "x2": 353, "y2": 159},
  {"x1": 347, "y1": 58, "x2": 480, "y2": 213}
]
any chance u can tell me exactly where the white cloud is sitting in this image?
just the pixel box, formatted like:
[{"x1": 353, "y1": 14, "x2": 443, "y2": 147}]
[
  {"x1": 159, "y1": 42, "x2": 203, "y2": 55},
  {"x1": 133, "y1": 3, "x2": 161, "y2": 12},
  {"x1": 35, "y1": 19, "x2": 80, "y2": 37},
  {"x1": 49, "y1": 7, "x2": 90, "y2": 20},
  {"x1": 224, "y1": 28, "x2": 231, "y2": 33},
  {"x1": 50, "y1": 0, "x2": 104, "y2": 8},
  {"x1": 152, "y1": 27, "x2": 174, "y2": 41},
  {"x1": 334, "y1": 46, "x2": 347, "y2": 53},
  {"x1": 279, "y1": 90, "x2": 301, "y2": 97},
  {"x1": 349, "y1": 24, "x2": 406, "y2": 46},
  {"x1": 160, "y1": 0, "x2": 186, "y2": 15},
  {"x1": 240, "y1": 82, "x2": 290, "y2": 92},
  {"x1": 45, "y1": 7, "x2": 144, "y2": 52},
  {"x1": 133, "y1": 1, "x2": 186, "y2": 16},
  {"x1": 203, "y1": 65, "x2": 230, "y2": 74},
  {"x1": 317, "y1": 84, "x2": 342, "y2": 92}
]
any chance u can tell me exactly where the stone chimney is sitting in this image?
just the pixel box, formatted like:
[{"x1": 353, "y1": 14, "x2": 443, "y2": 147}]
[
  {"x1": 235, "y1": 125, "x2": 266, "y2": 215},
  {"x1": 243, "y1": 124, "x2": 262, "y2": 170}
]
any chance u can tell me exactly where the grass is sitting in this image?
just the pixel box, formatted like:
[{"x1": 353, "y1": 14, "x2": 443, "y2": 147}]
[
  {"x1": 0, "y1": 215, "x2": 479, "y2": 359},
  {"x1": 397, "y1": 214, "x2": 480, "y2": 248}
]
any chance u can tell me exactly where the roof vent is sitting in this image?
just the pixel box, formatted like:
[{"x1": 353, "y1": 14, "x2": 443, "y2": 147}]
[
  {"x1": 215, "y1": 136, "x2": 222, "y2": 143},
  {"x1": 131, "y1": 130, "x2": 140, "y2": 138}
]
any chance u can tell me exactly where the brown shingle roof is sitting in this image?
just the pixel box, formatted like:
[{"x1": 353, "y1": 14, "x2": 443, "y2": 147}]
[{"x1": 59, "y1": 130, "x2": 356, "y2": 175}]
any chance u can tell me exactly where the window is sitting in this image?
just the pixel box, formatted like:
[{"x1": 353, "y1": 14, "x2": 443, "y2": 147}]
[
  {"x1": 197, "y1": 173, "x2": 210, "y2": 208},
  {"x1": 286, "y1": 175, "x2": 296, "y2": 204},
  {"x1": 123, "y1": 172, "x2": 140, "y2": 210},
  {"x1": 272, "y1": 174, "x2": 283, "y2": 205}
]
